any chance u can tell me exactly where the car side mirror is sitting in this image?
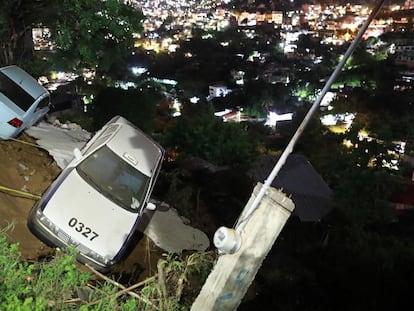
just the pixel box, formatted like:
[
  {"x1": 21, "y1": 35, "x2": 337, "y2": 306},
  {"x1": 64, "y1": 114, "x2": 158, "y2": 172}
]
[
  {"x1": 73, "y1": 148, "x2": 82, "y2": 160},
  {"x1": 146, "y1": 202, "x2": 156, "y2": 211}
]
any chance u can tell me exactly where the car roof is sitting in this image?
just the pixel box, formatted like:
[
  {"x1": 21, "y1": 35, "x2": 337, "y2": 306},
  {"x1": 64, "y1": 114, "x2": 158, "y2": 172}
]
[
  {"x1": 0, "y1": 65, "x2": 49, "y2": 100},
  {"x1": 106, "y1": 116, "x2": 164, "y2": 177}
]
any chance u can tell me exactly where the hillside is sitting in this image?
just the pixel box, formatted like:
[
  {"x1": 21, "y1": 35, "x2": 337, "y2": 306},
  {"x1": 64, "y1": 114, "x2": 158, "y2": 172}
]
[{"x1": 0, "y1": 134, "x2": 61, "y2": 260}]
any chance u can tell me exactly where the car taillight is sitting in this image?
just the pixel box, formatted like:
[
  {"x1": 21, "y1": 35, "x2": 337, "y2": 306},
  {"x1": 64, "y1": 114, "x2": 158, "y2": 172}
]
[{"x1": 8, "y1": 118, "x2": 23, "y2": 128}]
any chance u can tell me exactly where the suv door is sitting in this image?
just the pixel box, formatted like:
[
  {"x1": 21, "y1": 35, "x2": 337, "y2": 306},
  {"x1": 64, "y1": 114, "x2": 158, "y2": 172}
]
[{"x1": 26, "y1": 95, "x2": 50, "y2": 127}]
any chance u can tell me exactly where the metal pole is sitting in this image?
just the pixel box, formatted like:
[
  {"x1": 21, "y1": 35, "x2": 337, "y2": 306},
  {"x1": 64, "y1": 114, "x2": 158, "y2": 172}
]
[{"x1": 235, "y1": 0, "x2": 386, "y2": 233}]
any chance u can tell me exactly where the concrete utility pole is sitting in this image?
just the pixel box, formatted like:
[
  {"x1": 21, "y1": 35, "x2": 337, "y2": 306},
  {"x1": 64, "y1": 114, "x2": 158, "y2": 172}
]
[
  {"x1": 191, "y1": 183, "x2": 294, "y2": 311},
  {"x1": 192, "y1": 1, "x2": 386, "y2": 309}
]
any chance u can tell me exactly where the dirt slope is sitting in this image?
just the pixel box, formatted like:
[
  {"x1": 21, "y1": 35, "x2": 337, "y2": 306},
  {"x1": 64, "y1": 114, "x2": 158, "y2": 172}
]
[{"x1": 0, "y1": 133, "x2": 61, "y2": 259}]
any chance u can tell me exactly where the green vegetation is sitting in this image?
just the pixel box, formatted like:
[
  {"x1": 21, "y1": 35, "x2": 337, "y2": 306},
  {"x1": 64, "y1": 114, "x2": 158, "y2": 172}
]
[
  {"x1": 89, "y1": 87, "x2": 161, "y2": 133},
  {"x1": 52, "y1": 0, "x2": 143, "y2": 72},
  {"x1": 0, "y1": 224, "x2": 214, "y2": 310},
  {"x1": 0, "y1": 0, "x2": 143, "y2": 74},
  {"x1": 238, "y1": 113, "x2": 414, "y2": 310},
  {"x1": 163, "y1": 104, "x2": 259, "y2": 171}
]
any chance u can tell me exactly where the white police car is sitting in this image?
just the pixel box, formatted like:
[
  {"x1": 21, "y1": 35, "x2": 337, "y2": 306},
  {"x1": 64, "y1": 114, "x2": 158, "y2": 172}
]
[{"x1": 28, "y1": 116, "x2": 164, "y2": 272}]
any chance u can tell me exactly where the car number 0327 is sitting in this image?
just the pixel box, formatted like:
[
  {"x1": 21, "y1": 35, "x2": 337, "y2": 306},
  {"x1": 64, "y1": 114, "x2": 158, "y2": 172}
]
[{"x1": 68, "y1": 217, "x2": 99, "y2": 241}]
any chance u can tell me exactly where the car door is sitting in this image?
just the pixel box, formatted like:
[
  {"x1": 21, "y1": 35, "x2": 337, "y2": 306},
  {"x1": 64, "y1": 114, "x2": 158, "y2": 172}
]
[{"x1": 26, "y1": 95, "x2": 50, "y2": 128}]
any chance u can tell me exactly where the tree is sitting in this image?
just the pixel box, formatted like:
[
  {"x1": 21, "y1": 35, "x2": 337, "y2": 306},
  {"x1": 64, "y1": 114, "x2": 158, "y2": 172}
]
[
  {"x1": 296, "y1": 33, "x2": 319, "y2": 55},
  {"x1": 90, "y1": 86, "x2": 160, "y2": 133},
  {"x1": 163, "y1": 104, "x2": 259, "y2": 170},
  {"x1": 0, "y1": 0, "x2": 143, "y2": 74},
  {"x1": 48, "y1": 0, "x2": 143, "y2": 73},
  {"x1": 0, "y1": 0, "x2": 47, "y2": 66}
]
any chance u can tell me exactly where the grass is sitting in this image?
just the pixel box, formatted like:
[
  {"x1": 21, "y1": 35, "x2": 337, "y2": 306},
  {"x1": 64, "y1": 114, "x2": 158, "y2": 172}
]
[{"x1": 0, "y1": 224, "x2": 214, "y2": 310}]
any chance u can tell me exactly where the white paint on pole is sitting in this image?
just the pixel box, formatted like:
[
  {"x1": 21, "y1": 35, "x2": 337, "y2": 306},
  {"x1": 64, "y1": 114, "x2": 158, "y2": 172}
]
[{"x1": 191, "y1": 183, "x2": 294, "y2": 311}]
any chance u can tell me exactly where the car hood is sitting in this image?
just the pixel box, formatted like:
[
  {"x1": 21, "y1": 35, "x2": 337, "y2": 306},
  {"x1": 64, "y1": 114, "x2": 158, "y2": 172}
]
[{"x1": 42, "y1": 168, "x2": 139, "y2": 260}]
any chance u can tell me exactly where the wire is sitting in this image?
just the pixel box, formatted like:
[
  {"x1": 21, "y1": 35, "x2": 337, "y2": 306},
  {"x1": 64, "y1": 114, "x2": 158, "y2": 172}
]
[
  {"x1": 9, "y1": 137, "x2": 49, "y2": 151},
  {"x1": 235, "y1": 0, "x2": 387, "y2": 233},
  {"x1": 0, "y1": 137, "x2": 49, "y2": 200},
  {"x1": 0, "y1": 184, "x2": 41, "y2": 200}
]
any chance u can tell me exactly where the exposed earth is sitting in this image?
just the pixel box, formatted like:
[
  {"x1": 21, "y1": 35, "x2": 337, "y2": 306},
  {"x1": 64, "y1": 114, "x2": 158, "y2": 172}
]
[{"x1": 0, "y1": 133, "x2": 60, "y2": 260}]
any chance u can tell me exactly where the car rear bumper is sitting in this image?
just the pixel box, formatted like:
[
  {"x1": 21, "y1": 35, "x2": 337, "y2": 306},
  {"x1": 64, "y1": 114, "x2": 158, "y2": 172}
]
[{"x1": 0, "y1": 123, "x2": 21, "y2": 140}]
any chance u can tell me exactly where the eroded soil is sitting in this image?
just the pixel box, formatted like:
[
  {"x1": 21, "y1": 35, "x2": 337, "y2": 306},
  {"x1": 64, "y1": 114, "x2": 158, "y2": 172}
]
[{"x1": 0, "y1": 133, "x2": 61, "y2": 260}]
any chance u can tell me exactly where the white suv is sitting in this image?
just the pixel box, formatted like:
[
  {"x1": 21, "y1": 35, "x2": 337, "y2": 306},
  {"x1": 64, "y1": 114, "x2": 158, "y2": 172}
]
[
  {"x1": 28, "y1": 116, "x2": 165, "y2": 272},
  {"x1": 0, "y1": 65, "x2": 50, "y2": 140}
]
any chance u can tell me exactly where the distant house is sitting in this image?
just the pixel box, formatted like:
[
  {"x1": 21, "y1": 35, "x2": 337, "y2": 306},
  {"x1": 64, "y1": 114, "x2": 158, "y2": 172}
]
[
  {"x1": 262, "y1": 72, "x2": 291, "y2": 84},
  {"x1": 32, "y1": 27, "x2": 56, "y2": 51},
  {"x1": 223, "y1": 110, "x2": 240, "y2": 122},
  {"x1": 389, "y1": 179, "x2": 414, "y2": 211},
  {"x1": 208, "y1": 84, "x2": 232, "y2": 99},
  {"x1": 249, "y1": 154, "x2": 333, "y2": 222},
  {"x1": 394, "y1": 45, "x2": 414, "y2": 68},
  {"x1": 230, "y1": 70, "x2": 245, "y2": 85},
  {"x1": 261, "y1": 63, "x2": 293, "y2": 84},
  {"x1": 396, "y1": 51, "x2": 414, "y2": 68}
]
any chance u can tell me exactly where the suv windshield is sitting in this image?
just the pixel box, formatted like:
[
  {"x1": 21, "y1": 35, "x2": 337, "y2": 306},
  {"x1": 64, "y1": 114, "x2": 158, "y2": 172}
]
[{"x1": 76, "y1": 146, "x2": 150, "y2": 213}]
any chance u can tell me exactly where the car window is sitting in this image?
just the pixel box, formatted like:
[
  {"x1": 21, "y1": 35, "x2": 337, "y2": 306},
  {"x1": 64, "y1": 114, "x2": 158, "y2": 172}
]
[
  {"x1": 35, "y1": 96, "x2": 50, "y2": 112},
  {"x1": 84, "y1": 124, "x2": 119, "y2": 155},
  {"x1": 76, "y1": 145, "x2": 150, "y2": 213},
  {"x1": 0, "y1": 71, "x2": 34, "y2": 111}
]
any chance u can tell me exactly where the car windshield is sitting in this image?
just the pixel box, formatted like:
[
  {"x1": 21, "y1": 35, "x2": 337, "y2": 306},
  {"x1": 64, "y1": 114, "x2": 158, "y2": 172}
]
[
  {"x1": 76, "y1": 145, "x2": 150, "y2": 213},
  {"x1": 0, "y1": 71, "x2": 35, "y2": 111}
]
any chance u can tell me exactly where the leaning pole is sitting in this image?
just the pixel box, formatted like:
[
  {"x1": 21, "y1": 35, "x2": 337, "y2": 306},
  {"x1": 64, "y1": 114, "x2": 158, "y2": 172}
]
[{"x1": 191, "y1": 1, "x2": 386, "y2": 309}]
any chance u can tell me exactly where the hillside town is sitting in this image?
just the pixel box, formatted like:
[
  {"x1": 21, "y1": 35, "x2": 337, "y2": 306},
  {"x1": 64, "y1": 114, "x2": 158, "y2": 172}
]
[{"x1": 1, "y1": 0, "x2": 414, "y2": 310}]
